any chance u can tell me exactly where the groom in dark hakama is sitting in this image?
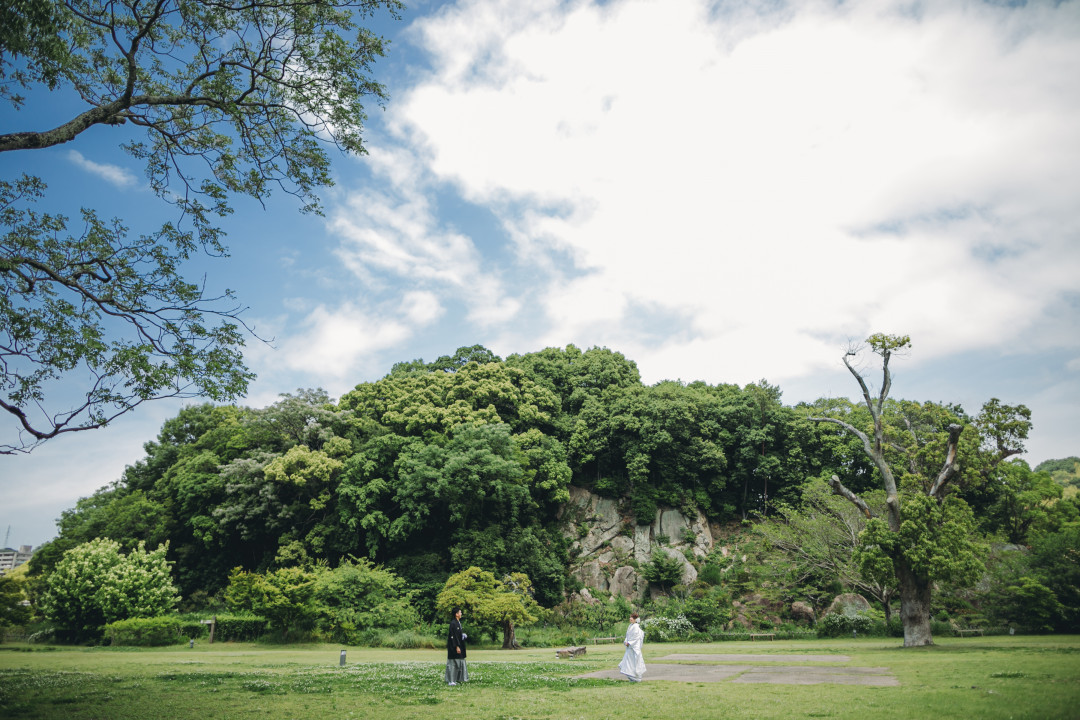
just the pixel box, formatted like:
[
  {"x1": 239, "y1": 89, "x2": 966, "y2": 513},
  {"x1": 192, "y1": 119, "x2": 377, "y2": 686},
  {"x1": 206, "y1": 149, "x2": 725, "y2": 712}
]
[{"x1": 446, "y1": 607, "x2": 468, "y2": 685}]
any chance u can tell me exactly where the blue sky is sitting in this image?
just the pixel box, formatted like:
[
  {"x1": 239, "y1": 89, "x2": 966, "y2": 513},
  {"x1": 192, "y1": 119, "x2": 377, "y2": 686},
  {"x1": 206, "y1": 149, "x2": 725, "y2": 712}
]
[{"x1": 3, "y1": 0, "x2": 1079, "y2": 548}]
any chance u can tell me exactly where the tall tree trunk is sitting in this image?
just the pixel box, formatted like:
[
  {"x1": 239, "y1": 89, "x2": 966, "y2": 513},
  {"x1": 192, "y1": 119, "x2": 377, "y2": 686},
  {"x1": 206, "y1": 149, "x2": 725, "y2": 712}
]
[
  {"x1": 897, "y1": 561, "x2": 933, "y2": 647},
  {"x1": 501, "y1": 619, "x2": 521, "y2": 649}
]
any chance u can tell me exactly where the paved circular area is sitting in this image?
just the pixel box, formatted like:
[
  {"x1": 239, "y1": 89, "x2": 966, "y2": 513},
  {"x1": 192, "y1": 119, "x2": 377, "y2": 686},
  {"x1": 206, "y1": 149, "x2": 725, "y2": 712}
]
[{"x1": 576, "y1": 653, "x2": 897, "y2": 686}]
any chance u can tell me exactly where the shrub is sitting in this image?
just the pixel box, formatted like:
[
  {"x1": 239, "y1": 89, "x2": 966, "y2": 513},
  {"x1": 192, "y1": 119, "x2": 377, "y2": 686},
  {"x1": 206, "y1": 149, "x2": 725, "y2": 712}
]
[
  {"x1": 41, "y1": 539, "x2": 179, "y2": 643},
  {"x1": 385, "y1": 629, "x2": 437, "y2": 649},
  {"x1": 698, "y1": 564, "x2": 724, "y2": 586},
  {"x1": 313, "y1": 558, "x2": 419, "y2": 643},
  {"x1": 681, "y1": 594, "x2": 731, "y2": 631},
  {"x1": 641, "y1": 550, "x2": 683, "y2": 590},
  {"x1": 176, "y1": 616, "x2": 209, "y2": 640},
  {"x1": 816, "y1": 612, "x2": 875, "y2": 638},
  {"x1": 640, "y1": 614, "x2": 694, "y2": 642},
  {"x1": 213, "y1": 614, "x2": 268, "y2": 641},
  {"x1": 105, "y1": 616, "x2": 183, "y2": 646}
]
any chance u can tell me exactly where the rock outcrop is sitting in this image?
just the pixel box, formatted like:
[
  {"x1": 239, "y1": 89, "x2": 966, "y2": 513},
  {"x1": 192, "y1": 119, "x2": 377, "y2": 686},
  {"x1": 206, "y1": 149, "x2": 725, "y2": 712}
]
[{"x1": 562, "y1": 486, "x2": 714, "y2": 600}]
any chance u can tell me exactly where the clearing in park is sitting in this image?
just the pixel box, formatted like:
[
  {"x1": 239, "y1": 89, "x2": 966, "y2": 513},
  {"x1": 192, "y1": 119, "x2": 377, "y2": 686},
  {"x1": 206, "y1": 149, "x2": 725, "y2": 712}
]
[{"x1": 1, "y1": 636, "x2": 1078, "y2": 719}]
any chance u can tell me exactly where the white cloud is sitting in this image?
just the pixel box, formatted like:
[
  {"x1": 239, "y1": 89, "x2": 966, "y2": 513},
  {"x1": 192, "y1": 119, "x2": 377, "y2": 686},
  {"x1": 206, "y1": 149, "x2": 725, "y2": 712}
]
[
  {"x1": 402, "y1": 290, "x2": 445, "y2": 325},
  {"x1": 67, "y1": 150, "x2": 137, "y2": 188},
  {"x1": 367, "y1": 0, "x2": 1080, "y2": 384},
  {"x1": 276, "y1": 302, "x2": 412, "y2": 383},
  {"x1": 329, "y1": 145, "x2": 522, "y2": 327}
]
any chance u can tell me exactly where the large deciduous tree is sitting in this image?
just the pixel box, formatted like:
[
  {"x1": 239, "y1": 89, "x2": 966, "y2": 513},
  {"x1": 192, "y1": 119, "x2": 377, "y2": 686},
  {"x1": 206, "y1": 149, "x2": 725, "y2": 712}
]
[
  {"x1": 0, "y1": 0, "x2": 400, "y2": 453},
  {"x1": 809, "y1": 335, "x2": 986, "y2": 646}
]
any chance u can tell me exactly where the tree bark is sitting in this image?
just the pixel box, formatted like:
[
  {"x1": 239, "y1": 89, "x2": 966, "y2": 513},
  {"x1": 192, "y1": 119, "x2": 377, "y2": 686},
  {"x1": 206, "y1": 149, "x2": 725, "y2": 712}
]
[
  {"x1": 896, "y1": 560, "x2": 933, "y2": 647},
  {"x1": 501, "y1": 619, "x2": 521, "y2": 649}
]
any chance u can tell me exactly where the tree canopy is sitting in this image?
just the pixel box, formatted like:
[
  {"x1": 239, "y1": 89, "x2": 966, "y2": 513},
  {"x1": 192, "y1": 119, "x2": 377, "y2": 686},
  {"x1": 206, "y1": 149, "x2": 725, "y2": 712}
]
[
  {"x1": 25, "y1": 342, "x2": 1080, "y2": 640},
  {"x1": 0, "y1": 0, "x2": 401, "y2": 452}
]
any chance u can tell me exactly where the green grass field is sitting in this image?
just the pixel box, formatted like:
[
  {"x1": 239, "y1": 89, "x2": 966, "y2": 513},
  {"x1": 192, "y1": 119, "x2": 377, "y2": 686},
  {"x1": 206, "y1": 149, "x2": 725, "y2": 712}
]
[{"x1": 2, "y1": 636, "x2": 1078, "y2": 719}]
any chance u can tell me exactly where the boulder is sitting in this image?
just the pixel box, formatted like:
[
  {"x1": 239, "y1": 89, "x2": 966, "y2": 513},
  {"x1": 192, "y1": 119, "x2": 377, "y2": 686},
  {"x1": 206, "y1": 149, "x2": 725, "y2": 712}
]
[
  {"x1": 791, "y1": 601, "x2": 816, "y2": 624},
  {"x1": 575, "y1": 559, "x2": 605, "y2": 593},
  {"x1": 610, "y1": 535, "x2": 635, "y2": 558},
  {"x1": 610, "y1": 565, "x2": 644, "y2": 599},
  {"x1": 825, "y1": 593, "x2": 871, "y2": 616}
]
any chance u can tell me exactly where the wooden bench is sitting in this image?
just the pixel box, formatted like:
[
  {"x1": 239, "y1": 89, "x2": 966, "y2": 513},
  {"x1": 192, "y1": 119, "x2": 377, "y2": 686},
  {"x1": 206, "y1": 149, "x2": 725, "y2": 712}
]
[
  {"x1": 749, "y1": 633, "x2": 775, "y2": 641},
  {"x1": 556, "y1": 646, "x2": 587, "y2": 659},
  {"x1": 957, "y1": 628, "x2": 984, "y2": 637},
  {"x1": 592, "y1": 636, "x2": 619, "y2": 644}
]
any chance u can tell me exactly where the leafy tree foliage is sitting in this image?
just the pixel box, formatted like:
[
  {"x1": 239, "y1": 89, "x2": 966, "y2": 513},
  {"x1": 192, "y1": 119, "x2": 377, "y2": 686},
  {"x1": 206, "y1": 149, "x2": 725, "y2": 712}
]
[
  {"x1": 756, "y1": 480, "x2": 896, "y2": 619},
  {"x1": 0, "y1": 572, "x2": 31, "y2": 627},
  {"x1": 225, "y1": 566, "x2": 316, "y2": 640},
  {"x1": 41, "y1": 538, "x2": 178, "y2": 641},
  {"x1": 31, "y1": 341, "x2": 1063, "y2": 639},
  {"x1": 640, "y1": 549, "x2": 684, "y2": 592},
  {"x1": 0, "y1": 0, "x2": 400, "y2": 452},
  {"x1": 312, "y1": 557, "x2": 418, "y2": 642},
  {"x1": 436, "y1": 566, "x2": 540, "y2": 649},
  {"x1": 1027, "y1": 524, "x2": 1080, "y2": 631},
  {"x1": 1036, "y1": 456, "x2": 1080, "y2": 489}
]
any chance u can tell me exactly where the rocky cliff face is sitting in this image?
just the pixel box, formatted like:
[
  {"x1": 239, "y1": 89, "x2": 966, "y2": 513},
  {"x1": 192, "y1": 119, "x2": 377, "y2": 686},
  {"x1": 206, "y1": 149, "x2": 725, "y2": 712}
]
[{"x1": 561, "y1": 486, "x2": 715, "y2": 600}]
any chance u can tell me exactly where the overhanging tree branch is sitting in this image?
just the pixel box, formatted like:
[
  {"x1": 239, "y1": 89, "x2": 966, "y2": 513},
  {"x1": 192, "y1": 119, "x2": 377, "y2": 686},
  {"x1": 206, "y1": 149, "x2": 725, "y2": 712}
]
[{"x1": 0, "y1": 0, "x2": 400, "y2": 452}]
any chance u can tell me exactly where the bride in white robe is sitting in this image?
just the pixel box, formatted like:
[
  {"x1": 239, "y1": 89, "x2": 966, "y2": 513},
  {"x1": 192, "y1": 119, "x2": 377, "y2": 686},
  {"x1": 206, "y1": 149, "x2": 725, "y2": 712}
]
[{"x1": 618, "y1": 613, "x2": 646, "y2": 682}]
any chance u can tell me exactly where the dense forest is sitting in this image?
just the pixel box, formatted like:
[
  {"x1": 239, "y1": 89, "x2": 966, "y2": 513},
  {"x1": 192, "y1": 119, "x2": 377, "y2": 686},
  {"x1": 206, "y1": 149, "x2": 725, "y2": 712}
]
[{"x1": 12, "y1": 344, "x2": 1080, "y2": 643}]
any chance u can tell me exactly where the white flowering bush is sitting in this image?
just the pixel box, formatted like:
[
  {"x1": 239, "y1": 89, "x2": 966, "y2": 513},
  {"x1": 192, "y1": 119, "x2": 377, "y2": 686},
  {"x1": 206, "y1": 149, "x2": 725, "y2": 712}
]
[
  {"x1": 640, "y1": 614, "x2": 695, "y2": 642},
  {"x1": 41, "y1": 538, "x2": 179, "y2": 642}
]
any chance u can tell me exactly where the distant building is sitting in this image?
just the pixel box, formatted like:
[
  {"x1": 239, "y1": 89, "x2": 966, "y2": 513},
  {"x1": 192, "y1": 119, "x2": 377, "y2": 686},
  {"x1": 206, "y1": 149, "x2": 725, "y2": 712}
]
[{"x1": 0, "y1": 545, "x2": 34, "y2": 574}]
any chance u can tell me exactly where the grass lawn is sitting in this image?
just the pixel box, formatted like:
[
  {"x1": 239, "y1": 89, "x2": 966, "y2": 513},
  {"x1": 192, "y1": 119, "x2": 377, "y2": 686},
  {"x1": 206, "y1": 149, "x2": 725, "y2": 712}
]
[{"x1": 1, "y1": 635, "x2": 1078, "y2": 719}]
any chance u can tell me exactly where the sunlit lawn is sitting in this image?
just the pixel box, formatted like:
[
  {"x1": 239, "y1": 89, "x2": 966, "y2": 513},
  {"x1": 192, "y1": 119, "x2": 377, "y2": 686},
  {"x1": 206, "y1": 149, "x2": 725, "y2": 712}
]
[{"x1": 2, "y1": 635, "x2": 1078, "y2": 719}]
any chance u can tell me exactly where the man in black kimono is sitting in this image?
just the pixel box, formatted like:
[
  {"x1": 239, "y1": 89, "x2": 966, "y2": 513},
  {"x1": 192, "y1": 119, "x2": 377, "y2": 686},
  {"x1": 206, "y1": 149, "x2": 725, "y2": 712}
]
[{"x1": 446, "y1": 607, "x2": 468, "y2": 685}]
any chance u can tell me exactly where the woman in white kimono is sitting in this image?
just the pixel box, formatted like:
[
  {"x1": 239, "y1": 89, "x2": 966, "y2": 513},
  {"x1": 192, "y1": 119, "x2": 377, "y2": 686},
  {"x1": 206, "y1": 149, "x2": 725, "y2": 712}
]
[{"x1": 618, "y1": 612, "x2": 646, "y2": 682}]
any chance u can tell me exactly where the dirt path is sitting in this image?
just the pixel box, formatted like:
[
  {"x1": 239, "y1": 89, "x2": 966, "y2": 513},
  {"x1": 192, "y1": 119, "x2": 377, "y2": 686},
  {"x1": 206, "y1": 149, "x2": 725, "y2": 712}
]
[{"x1": 576, "y1": 653, "x2": 898, "y2": 686}]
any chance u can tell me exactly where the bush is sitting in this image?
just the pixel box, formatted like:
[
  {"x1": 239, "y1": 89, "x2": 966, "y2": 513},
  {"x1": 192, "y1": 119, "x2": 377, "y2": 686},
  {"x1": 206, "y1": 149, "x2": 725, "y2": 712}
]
[
  {"x1": 105, "y1": 616, "x2": 184, "y2": 646},
  {"x1": 213, "y1": 614, "x2": 268, "y2": 641},
  {"x1": 815, "y1": 612, "x2": 876, "y2": 638},
  {"x1": 41, "y1": 539, "x2": 179, "y2": 643},
  {"x1": 681, "y1": 594, "x2": 731, "y2": 631},
  {"x1": 384, "y1": 629, "x2": 437, "y2": 649},
  {"x1": 176, "y1": 616, "x2": 209, "y2": 640},
  {"x1": 698, "y1": 564, "x2": 724, "y2": 586},
  {"x1": 640, "y1": 614, "x2": 694, "y2": 642}
]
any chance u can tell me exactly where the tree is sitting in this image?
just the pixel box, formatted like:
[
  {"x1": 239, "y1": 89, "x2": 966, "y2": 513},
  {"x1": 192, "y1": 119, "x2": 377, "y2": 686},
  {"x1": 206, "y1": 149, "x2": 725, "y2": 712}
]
[
  {"x1": 756, "y1": 480, "x2": 897, "y2": 620},
  {"x1": 435, "y1": 566, "x2": 540, "y2": 650},
  {"x1": 982, "y1": 461, "x2": 1063, "y2": 543},
  {"x1": 40, "y1": 538, "x2": 179, "y2": 642},
  {"x1": 641, "y1": 549, "x2": 684, "y2": 594},
  {"x1": 312, "y1": 557, "x2": 418, "y2": 643},
  {"x1": 0, "y1": 570, "x2": 32, "y2": 628},
  {"x1": 0, "y1": 0, "x2": 401, "y2": 453},
  {"x1": 809, "y1": 335, "x2": 984, "y2": 646},
  {"x1": 1035, "y1": 457, "x2": 1080, "y2": 489},
  {"x1": 225, "y1": 565, "x2": 316, "y2": 639}
]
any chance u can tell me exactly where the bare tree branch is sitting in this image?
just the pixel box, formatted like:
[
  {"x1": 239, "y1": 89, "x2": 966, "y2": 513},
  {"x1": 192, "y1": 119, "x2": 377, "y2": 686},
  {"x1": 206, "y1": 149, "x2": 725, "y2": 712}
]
[
  {"x1": 827, "y1": 475, "x2": 874, "y2": 519},
  {"x1": 928, "y1": 423, "x2": 964, "y2": 498}
]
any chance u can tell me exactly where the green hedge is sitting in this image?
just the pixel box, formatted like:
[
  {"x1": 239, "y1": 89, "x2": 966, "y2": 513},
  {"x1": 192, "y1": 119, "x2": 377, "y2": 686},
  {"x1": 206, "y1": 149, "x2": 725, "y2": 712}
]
[
  {"x1": 815, "y1": 613, "x2": 877, "y2": 638},
  {"x1": 213, "y1": 614, "x2": 268, "y2": 641},
  {"x1": 105, "y1": 617, "x2": 184, "y2": 646}
]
